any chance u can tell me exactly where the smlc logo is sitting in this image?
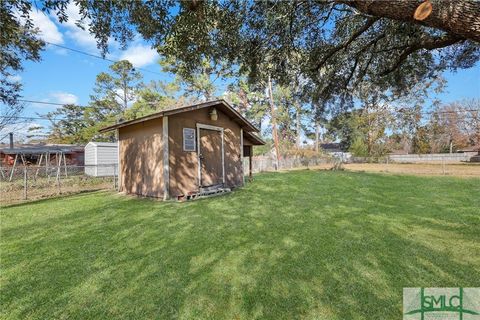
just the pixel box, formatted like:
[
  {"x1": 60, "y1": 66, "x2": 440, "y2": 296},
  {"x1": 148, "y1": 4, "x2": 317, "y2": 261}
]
[{"x1": 404, "y1": 288, "x2": 480, "y2": 320}]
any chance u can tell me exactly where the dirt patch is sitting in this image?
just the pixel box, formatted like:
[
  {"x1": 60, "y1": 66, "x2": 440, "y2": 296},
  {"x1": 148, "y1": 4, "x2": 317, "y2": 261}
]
[{"x1": 301, "y1": 162, "x2": 480, "y2": 177}]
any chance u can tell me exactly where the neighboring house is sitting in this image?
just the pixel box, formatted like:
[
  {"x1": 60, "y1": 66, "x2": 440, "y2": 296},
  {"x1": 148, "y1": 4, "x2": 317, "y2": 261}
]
[
  {"x1": 100, "y1": 99, "x2": 265, "y2": 200},
  {"x1": 320, "y1": 143, "x2": 351, "y2": 161},
  {"x1": 457, "y1": 145, "x2": 480, "y2": 162},
  {"x1": 0, "y1": 143, "x2": 84, "y2": 167},
  {"x1": 389, "y1": 149, "x2": 410, "y2": 155},
  {"x1": 456, "y1": 145, "x2": 480, "y2": 155},
  {"x1": 84, "y1": 142, "x2": 118, "y2": 177},
  {"x1": 320, "y1": 143, "x2": 343, "y2": 153}
]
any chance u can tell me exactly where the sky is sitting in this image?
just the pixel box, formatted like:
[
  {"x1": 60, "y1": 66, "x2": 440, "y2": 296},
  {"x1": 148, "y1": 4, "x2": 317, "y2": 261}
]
[{"x1": 2, "y1": 5, "x2": 480, "y2": 142}]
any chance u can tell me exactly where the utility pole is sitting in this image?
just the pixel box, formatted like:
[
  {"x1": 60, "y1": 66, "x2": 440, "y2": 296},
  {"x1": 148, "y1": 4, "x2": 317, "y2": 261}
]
[{"x1": 267, "y1": 74, "x2": 280, "y2": 170}]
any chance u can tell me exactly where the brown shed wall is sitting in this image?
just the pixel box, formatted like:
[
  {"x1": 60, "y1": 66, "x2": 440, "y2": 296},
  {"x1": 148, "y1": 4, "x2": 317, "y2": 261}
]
[
  {"x1": 168, "y1": 108, "x2": 243, "y2": 197},
  {"x1": 118, "y1": 118, "x2": 164, "y2": 198}
]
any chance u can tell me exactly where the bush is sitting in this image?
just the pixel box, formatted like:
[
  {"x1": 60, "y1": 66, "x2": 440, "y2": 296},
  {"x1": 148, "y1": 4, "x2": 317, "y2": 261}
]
[{"x1": 349, "y1": 137, "x2": 368, "y2": 157}]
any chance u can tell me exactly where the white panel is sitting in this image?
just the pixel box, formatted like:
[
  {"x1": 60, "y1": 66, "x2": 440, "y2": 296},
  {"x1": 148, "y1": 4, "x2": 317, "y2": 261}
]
[
  {"x1": 183, "y1": 128, "x2": 196, "y2": 151},
  {"x1": 84, "y1": 142, "x2": 118, "y2": 176}
]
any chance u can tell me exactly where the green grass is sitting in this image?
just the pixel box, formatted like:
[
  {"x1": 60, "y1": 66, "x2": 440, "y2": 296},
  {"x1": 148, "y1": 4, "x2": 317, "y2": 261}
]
[{"x1": 1, "y1": 170, "x2": 479, "y2": 319}]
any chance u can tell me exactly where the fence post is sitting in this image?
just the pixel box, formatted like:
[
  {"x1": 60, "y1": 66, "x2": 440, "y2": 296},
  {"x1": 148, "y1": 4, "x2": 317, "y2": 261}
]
[
  {"x1": 56, "y1": 164, "x2": 61, "y2": 194},
  {"x1": 23, "y1": 167, "x2": 28, "y2": 200},
  {"x1": 113, "y1": 164, "x2": 117, "y2": 190},
  {"x1": 442, "y1": 158, "x2": 446, "y2": 175}
]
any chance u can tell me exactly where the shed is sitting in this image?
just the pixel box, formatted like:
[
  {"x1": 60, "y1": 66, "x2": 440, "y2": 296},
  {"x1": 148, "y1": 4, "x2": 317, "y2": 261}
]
[
  {"x1": 100, "y1": 99, "x2": 265, "y2": 200},
  {"x1": 84, "y1": 142, "x2": 118, "y2": 176}
]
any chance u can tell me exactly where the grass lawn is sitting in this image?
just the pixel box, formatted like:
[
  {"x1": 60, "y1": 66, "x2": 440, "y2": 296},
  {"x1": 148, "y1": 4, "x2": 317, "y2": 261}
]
[{"x1": 1, "y1": 170, "x2": 479, "y2": 319}]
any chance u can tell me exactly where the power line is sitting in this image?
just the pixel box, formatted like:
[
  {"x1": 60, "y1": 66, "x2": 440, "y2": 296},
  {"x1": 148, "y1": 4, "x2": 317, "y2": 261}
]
[
  {"x1": 17, "y1": 98, "x2": 162, "y2": 107},
  {"x1": 45, "y1": 41, "x2": 164, "y2": 76},
  {"x1": 4, "y1": 99, "x2": 478, "y2": 124},
  {"x1": 423, "y1": 109, "x2": 480, "y2": 115},
  {"x1": 2, "y1": 110, "x2": 478, "y2": 123},
  {"x1": 18, "y1": 99, "x2": 86, "y2": 107},
  {"x1": 397, "y1": 109, "x2": 480, "y2": 115},
  {"x1": 0, "y1": 116, "x2": 57, "y2": 121}
]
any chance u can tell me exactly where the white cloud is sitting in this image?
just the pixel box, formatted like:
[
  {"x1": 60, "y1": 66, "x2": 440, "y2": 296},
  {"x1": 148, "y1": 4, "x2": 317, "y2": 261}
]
[
  {"x1": 113, "y1": 89, "x2": 137, "y2": 107},
  {"x1": 60, "y1": 3, "x2": 98, "y2": 50},
  {"x1": 50, "y1": 92, "x2": 79, "y2": 105},
  {"x1": 119, "y1": 44, "x2": 158, "y2": 68},
  {"x1": 0, "y1": 122, "x2": 45, "y2": 143},
  {"x1": 29, "y1": 10, "x2": 64, "y2": 44},
  {"x1": 7, "y1": 75, "x2": 22, "y2": 82}
]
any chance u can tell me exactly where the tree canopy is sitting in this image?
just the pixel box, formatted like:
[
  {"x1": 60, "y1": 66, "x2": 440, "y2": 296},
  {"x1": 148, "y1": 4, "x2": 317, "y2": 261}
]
[{"x1": 2, "y1": 0, "x2": 479, "y2": 109}]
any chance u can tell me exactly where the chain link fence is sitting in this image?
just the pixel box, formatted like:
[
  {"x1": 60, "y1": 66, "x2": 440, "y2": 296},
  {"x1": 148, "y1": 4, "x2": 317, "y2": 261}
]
[
  {"x1": 247, "y1": 155, "x2": 480, "y2": 177},
  {"x1": 2, "y1": 155, "x2": 479, "y2": 206},
  {"x1": 1, "y1": 164, "x2": 118, "y2": 206},
  {"x1": 245, "y1": 155, "x2": 336, "y2": 173}
]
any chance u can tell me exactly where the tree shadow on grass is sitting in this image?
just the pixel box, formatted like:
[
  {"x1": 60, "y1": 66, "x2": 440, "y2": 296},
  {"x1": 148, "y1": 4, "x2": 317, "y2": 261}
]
[{"x1": 1, "y1": 170, "x2": 479, "y2": 319}]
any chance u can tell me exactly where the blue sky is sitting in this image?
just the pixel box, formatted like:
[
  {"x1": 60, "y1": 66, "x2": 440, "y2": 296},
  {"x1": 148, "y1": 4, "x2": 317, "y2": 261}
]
[{"x1": 3, "y1": 5, "x2": 480, "y2": 142}]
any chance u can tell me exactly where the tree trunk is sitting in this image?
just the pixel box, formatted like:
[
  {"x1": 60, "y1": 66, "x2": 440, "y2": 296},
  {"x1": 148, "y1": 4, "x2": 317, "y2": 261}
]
[
  {"x1": 296, "y1": 105, "x2": 301, "y2": 149},
  {"x1": 123, "y1": 78, "x2": 128, "y2": 111},
  {"x1": 313, "y1": 103, "x2": 321, "y2": 153},
  {"x1": 345, "y1": 0, "x2": 480, "y2": 42},
  {"x1": 267, "y1": 75, "x2": 280, "y2": 169}
]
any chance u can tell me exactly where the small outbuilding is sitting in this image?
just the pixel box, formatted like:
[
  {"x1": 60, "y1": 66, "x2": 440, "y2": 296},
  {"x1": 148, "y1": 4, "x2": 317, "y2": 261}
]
[
  {"x1": 84, "y1": 142, "x2": 118, "y2": 176},
  {"x1": 100, "y1": 99, "x2": 264, "y2": 200}
]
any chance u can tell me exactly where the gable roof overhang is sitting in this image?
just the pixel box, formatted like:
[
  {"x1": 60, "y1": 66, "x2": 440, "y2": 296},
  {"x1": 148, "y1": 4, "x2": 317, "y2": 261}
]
[
  {"x1": 243, "y1": 131, "x2": 265, "y2": 146},
  {"x1": 99, "y1": 99, "x2": 259, "y2": 133}
]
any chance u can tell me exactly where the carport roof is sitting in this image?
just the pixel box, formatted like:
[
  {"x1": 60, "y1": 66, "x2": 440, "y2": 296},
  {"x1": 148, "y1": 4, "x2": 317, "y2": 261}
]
[{"x1": 99, "y1": 99, "x2": 260, "y2": 133}]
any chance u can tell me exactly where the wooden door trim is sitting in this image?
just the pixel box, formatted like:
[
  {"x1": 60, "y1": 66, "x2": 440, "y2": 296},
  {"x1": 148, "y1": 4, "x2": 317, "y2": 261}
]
[{"x1": 196, "y1": 123, "x2": 225, "y2": 187}]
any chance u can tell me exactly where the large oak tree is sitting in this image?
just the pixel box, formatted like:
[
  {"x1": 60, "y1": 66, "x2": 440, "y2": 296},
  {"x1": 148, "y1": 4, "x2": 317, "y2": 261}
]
[{"x1": 2, "y1": 0, "x2": 479, "y2": 109}]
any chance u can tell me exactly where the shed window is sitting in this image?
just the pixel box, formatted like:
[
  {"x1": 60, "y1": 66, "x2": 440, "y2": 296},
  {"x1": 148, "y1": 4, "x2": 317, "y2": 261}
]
[{"x1": 183, "y1": 128, "x2": 196, "y2": 151}]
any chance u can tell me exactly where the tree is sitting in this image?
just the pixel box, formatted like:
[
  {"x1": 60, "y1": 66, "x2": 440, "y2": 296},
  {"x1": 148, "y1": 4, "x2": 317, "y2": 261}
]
[
  {"x1": 428, "y1": 101, "x2": 478, "y2": 153},
  {"x1": 1, "y1": 1, "x2": 44, "y2": 102},
  {"x1": 47, "y1": 61, "x2": 145, "y2": 143},
  {"x1": 387, "y1": 76, "x2": 445, "y2": 153},
  {"x1": 159, "y1": 56, "x2": 231, "y2": 102},
  {"x1": 224, "y1": 80, "x2": 269, "y2": 132},
  {"x1": 327, "y1": 90, "x2": 391, "y2": 157},
  {"x1": 393, "y1": 105, "x2": 423, "y2": 153},
  {"x1": 346, "y1": 1, "x2": 480, "y2": 41},
  {"x1": 0, "y1": 102, "x2": 25, "y2": 133},
  {"x1": 326, "y1": 111, "x2": 363, "y2": 152},
  {"x1": 1, "y1": 1, "x2": 44, "y2": 125},
  {"x1": 350, "y1": 136, "x2": 369, "y2": 157},
  {"x1": 46, "y1": 104, "x2": 88, "y2": 143},
  {"x1": 124, "y1": 80, "x2": 183, "y2": 120},
  {"x1": 92, "y1": 60, "x2": 142, "y2": 113},
  {"x1": 460, "y1": 99, "x2": 480, "y2": 150},
  {"x1": 311, "y1": 102, "x2": 328, "y2": 153},
  {"x1": 267, "y1": 75, "x2": 281, "y2": 166},
  {"x1": 3, "y1": 0, "x2": 479, "y2": 114},
  {"x1": 411, "y1": 126, "x2": 431, "y2": 154}
]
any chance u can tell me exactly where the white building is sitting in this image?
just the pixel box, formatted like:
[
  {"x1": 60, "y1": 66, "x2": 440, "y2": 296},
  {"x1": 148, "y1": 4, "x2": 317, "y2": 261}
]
[{"x1": 84, "y1": 142, "x2": 118, "y2": 176}]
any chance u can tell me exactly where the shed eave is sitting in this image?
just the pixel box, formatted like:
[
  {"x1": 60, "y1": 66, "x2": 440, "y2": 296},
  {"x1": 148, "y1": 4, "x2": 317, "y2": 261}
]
[
  {"x1": 243, "y1": 131, "x2": 266, "y2": 146},
  {"x1": 99, "y1": 99, "x2": 260, "y2": 133}
]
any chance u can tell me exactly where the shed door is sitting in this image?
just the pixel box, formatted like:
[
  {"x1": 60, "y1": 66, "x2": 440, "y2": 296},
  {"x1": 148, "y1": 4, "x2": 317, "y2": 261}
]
[{"x1": 199, "y1": 128, "x2": 224, "y2": 187}]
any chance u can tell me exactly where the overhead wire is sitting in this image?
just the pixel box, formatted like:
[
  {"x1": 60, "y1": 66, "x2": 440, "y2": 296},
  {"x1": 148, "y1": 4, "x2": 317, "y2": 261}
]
[
  {"x1": 17, "y1": 99, "x2": 87, "y2": 107},
  {"x1": 4, "y1": 43, "x2": 478, "y2": 125},
  {"x1": 44, "y1": 41, "x2": 164, "y2": 76}
]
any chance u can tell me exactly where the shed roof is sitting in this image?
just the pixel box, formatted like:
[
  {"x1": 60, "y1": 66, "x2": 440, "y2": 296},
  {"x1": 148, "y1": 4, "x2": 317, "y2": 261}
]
[
  {"x1": 100, "y1": 99, "x2": 259, "y2": 133},
  {"x1": 320, "y1": 143, "x2": 344, "y2": 153},
  {"x1": 243, "y1": 131, "x2": 265, "y2": 146},
  {"x1": 0, "y1": 144, "x2": 84, "y2": 154},
  {"x1": 86, "y1": 142, "x2": 118, "y2": 147},
  {"x1": 456, "y1": 145, "x2": 480, "y2": 152}
]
